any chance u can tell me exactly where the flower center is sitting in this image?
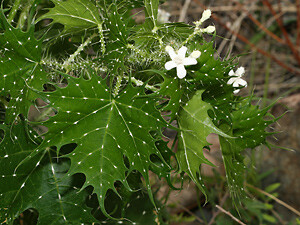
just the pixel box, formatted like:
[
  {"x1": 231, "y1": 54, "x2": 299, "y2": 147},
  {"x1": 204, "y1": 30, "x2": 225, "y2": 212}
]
[{"x1": 174, "y1": 56, "x2": 184, "y2": 65}]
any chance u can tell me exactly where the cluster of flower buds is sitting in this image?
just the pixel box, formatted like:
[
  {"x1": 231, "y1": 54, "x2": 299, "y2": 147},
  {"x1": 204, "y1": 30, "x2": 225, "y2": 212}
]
[{"x1": 194, "y1": 9, "x2": 215, "y2": 34}]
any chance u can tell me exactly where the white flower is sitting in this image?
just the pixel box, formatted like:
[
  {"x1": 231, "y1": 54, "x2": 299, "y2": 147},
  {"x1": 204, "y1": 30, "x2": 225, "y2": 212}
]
[
  {"x1": 227, "y1": 67, "x2": 247, "y2": 94},
  {"x1": 200, "y1": 9, "x2": 212, "y2": 23},
  {"x1": 202, "y1": 25, "x2": 215, "y2": 33},
  {"x1": 158, "y1": 9, "x2": 171, "y2": 23},
  {"x1": 194, "y1": 9, "x2": 215, "y2": 34},
  {"x1": 165, "y1": 46, "x2": 201, "y2": 79}
]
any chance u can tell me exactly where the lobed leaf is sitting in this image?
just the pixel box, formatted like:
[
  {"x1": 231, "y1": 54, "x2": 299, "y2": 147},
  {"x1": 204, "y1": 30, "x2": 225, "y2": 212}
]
[
  {"x1": 102, "y1": 4, "x2": 129, "y2": 74},
  {"x1": 0, "y1": 122, "x2": 96, "y2": 224},
  {"x1": 37, "y1": 0, "x2": 102, "y2": 34},
  {"x1": 24, "y1": 72, "x2": 171, "y2": 216},
  {"x1": 176, "y1": 90, "x2": 231, "y2": 197},
  {"x1": 231, "y1": 98, "x2": 277, "y2": 149},
  {"x1": 0, "y1": 12, "x2": 47, "y2": 123}
]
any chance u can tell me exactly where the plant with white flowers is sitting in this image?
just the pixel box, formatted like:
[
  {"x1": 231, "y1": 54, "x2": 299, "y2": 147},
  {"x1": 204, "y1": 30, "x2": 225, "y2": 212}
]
[
  {"x1": 165, "y1": 46, "x2": 201, "y2": 78},
  {"x1": 0, "y1": 1, "x2": 281, "y2": 224},
  {"x1": 227, "y1": 67, "x2": 248, "y2": 94}
]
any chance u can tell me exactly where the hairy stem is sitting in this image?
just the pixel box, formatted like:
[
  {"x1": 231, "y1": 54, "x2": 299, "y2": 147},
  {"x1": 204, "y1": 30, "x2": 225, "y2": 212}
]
[
  {"x1": 98, "y1": 23, "x2": 106, "y2": 54},
  {"x1": 182, "y1": 23, "x2": 203, "y2": 46},
  {"x1": 113, "y1": 75, "x2": 123, "y2": 97},
  {"x1": 124, "y1": 76, "x2": 159, "y2": 92},
  {"x1": 17, "y1": 0, "x2": 35, "y2": 29},
  {"x1": 127, "y1": 44, "x2": 148, "y2": 58},
  {"x1": 8, "y1": 0, "x2": 22, "y2": 24},
  {"x1": 64, "y1": 33, "x2": 97, "y2": 71}
]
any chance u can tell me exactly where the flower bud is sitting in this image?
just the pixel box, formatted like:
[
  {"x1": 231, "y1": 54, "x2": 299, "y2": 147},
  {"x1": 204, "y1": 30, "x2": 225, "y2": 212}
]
[
  {"x1": 204, "y1": 25, "x2": 215, "y2": 33},
  {"x1": 200, "y1": 9, "x2": 212, "y2": 23},
  {"x1": 165, "y1": 45, "x2": 172, "y2": 52},
  {"x1": 191, "y1": 50, "x2": 201, "y2": 59}
]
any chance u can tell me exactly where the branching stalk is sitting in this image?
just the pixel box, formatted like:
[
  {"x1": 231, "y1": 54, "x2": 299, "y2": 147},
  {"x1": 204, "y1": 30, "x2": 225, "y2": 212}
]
[
  {"x1": 63, "y1": 33, "x2": 97, "y2": 71},
  {"x1": 127, "y1": 44, "x2": 148, "y2": 59},
  {"x1": 124, "y1": 76, "x2": 159, "y2": 92}
]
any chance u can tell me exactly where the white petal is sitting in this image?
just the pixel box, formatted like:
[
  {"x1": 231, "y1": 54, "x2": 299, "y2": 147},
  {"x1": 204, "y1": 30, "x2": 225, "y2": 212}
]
[
  {"x1": 204, "y1": 25, "x2": 215, "y2": 33},
  {"x1": 233, "y1": 89, "x2": 240, "y2": 94},
  {"x1": 165, "y1": 46, "x2": 176, "y2": 60},
  {"x1": 190, "y1": 50, "x2": 201, "y2": 59},
  {"x1": 165, "y1": 61, "x2": 177, "y2": 70},
  {"x1": 228, "y1": 69, "x2": 235, "y2": 76},
  {"x1": 236, "y1": 67, "x2": 245, "y2": 77},
  {"x1": 237, "y1": 78, "x2": 247, "y2": 87},
  {"x1": 177, "y1": 46, "x2": 187, "y2": 58},
  {"x1": 200, "y1": 9, "x2": 211, "y2": 23},
  {"x1": 232, "y1": 81, "x2": 240, "y2": 87},
  {"x1": 227, "y1": 77, "x2": 236, "y2": 85},
  {"x1": 176, "y1": 65, "x2": 186, "y2": 79},
  {"x1": 183, "y1": 57, "x2": 197, "y2": 66}
]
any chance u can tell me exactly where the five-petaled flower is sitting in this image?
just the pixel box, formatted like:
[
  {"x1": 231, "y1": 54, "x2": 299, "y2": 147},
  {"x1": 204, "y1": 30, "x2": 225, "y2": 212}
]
[
  {"x1": 227, "y1": 67, "x2": 247, "y2": 94},
  {"x1": 165, "y1": 46, "x2": 201, "y2": 79}
]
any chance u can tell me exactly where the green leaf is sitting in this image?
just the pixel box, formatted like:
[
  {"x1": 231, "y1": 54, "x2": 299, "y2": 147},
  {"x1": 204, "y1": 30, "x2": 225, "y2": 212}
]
[
  {"x1": 217, "y1": 99, "x2": 278, "y2": 203},
  {"x1": 219, "y1": 124, "x2": 246, "y2": 204},
  {"x1": 88, "y1": 171, "x2": 167, "y2": 224},
  {"x1": 0, "y1": 123, "x2": 96, "y2": 224},
  {"x1": 25, "y1": 72, "x2": 171, "y2": 216},
  {"x1": 262, "y1": 213, "x2": 277, "y2": 223},
  {"x1": 176, "y1": 90, "x2": 231, "y2": 196},
  {"x1": 144, "y1": 0, "x2": 159, "y2": 29},
  {"x1": 97, "y1": 0, "x2": 144, "y2": 10},
  {"x1": 105, "y1": 191, "x2": 166, "y2": 225},
  {"x1": 37, "y1": 0, "x2": 102, "y2": 34},
  {"x1": 0, "y1": 13, "x2": 47, "y2": 123},
  {"x1": 231, "y1": 98, "x2": 277, "y2": 149},
  {"x1": 159, "y1": 76, "x2": 184, "y2": 121},
  {"x1": 159, "y1": 41, "x2": 231, "y2": 122},
  {"x1": 265, "y1": 183, "x2": 280, "y2": 193},
  {"x1": 102, "y1": 4, "x2": 129, "y2": 73}
]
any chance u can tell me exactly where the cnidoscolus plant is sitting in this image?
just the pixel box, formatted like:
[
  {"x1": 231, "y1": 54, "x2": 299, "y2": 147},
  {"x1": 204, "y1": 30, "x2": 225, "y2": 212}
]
[{"x1": 0, "y1": 0, "x2": 281, "y2": 224}]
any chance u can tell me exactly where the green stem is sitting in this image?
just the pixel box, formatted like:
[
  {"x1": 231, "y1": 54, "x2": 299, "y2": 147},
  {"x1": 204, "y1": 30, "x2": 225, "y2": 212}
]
[
  {"x1": 98, "y1": 23, "x2": 106, "y2": 54},
  {"x1": 113, "y1": 76, "x2": 123, "y2": 96},
  {"x1": 182, "y1": 25, "x2": 202, "y2": 46},
  {"x1": 64, "y1": 33, "x2": 97, "y2": 71},
  {"x1": 127, "y1": 44, "x2": 148, "y2": 58},
  {"x1": 41, "y1": 59, "x2": 64, "y2": 69},
  {"x1": 17, "y1": 0, "x2": 34, "y2": 29},
  {"x1": 124, "y1": 76, "x2": 159, "y2": 92},
  {"x1": 8, "y1": 0, "x2": 22, "y2": 24}
]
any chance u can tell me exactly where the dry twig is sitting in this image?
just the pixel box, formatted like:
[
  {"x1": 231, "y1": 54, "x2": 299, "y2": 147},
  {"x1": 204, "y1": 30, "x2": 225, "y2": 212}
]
[
  {"x1": 233, "y1": 0, "x2": 285, "y2": 44},
  {"x1": 215, "y1": 205, "x2": 247, "y2": 225},
  {"x1": 177, "y1": 203, "x2": 205, "y2": 224},
  {"x1": 247, "y1": 183, "x2": 300, "y2": 217},
  {"x1": 208, "y1": 192, "x2": 229, "y2": 225},
  {"x1": 296, "y1": 0, "x2": 300, "y2": 47},
  {"x1": 262, "y1": 0, "x2": 300, "y2": 64},
  {"x1": 179, "y1": 0, "x2": 192, "y2": 22}
]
